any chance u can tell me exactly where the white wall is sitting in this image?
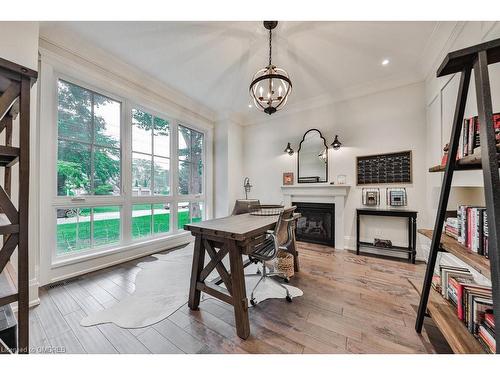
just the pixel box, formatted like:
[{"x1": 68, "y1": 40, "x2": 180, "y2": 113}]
[
  {"x1": 214, "y1": 118, "x2": 244, "y2": 217},
  {"x1": 422, "y1": 21, "x2": 500, "y2": 284},
  {"x1": 242, "y1": 82, "x2": 427, "y2": 257},
  {"x1": 0, "y1": 21, "x2": 40, "y2": 306}
]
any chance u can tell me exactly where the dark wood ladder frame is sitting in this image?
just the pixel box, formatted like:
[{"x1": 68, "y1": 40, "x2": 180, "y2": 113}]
[
  {"x1": 0, "y1": 56, "x2": 37, "y2": 354},
  {"x1": 415, "y1": 38, "x2": 500, "y2": 354}
]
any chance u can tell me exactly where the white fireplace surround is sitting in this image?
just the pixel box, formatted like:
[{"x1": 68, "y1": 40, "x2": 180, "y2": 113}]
[{"x1": 281, "y1": 184, "x2": 350, "y2": 249}]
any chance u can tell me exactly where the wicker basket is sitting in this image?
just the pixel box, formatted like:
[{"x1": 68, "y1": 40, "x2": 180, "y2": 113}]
[
  {"x1": 249, "y1": 204, "x2": 284, "y2": 216},
  {"x1": 275, "y1": 250, "x2": 294, "y2": 278}
]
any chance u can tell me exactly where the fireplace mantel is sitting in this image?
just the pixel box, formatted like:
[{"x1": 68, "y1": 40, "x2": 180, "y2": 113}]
[
  {"x1": 281, "y1": 184, "x2": 350, "y2": 249},
  {"x1": 280, "y1": 184, "x2": 350, "y2": 196}
]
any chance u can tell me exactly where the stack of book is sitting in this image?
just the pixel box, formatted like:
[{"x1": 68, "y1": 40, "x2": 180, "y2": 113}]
[
  {"x1": 435, "y1": 265, "x2": 495, "y2": 353},
  {"x1": 457, "y1": 112, "x2": 500, "y2": 159},
  {"x1": 456, "y1": 205, "x2": 489, "y2": 257},
  {"x1": 478, "y1": 312, "x2": 496, "y2": 353},
  {"x1": 445, "y1": 217, "x2": 459, "y2": 239}
]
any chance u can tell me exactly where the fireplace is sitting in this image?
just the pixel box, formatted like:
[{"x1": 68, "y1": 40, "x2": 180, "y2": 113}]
[{"x1": 292, "y1": 202, "x2": 335, "y2": 247}]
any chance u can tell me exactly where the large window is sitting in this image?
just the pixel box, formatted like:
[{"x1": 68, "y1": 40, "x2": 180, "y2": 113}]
[
  {"x1": 54, "y1": 79, "x2": 207, "y2": 258},
  {"x1": 57, "y1": 80, "x2": 121, "y2": 196}
]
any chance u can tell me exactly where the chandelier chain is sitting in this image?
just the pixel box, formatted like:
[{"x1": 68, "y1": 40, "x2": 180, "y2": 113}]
[{"x1": 268, "y1": 28, "x2": 272, "y2": 66}]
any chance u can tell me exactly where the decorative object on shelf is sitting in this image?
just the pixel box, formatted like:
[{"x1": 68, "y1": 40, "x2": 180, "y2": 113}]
[
  {"x1": 298, "y1": 176, "x2": 320, "y2": 183},
  {"x1": 356, "y1": 150, "x2": 412, "y2": 185},
  {"x1": 249, "y1": 21, "x2": 292, "y2": 115},
  {"x1": 362, "y1": 188, "x2": 380, "y2": 206},
  {"x1": 331, "y1": 135, "x2": 342, "y2": 150},
  {"x1": 297, "y1": 129, "x2": 328, "y2": 183},
  {"x1": 336, "y1": 174, "x2": 347, "y2": 185},
  {"x1": 386, "y1": 187, "x2": 407, "y2": 207},
  {"x1": 243, "y1": 177, "x2": 252, "y2": 199},
  {"x1": 374, "y1": 238, "x2": 393, "y2": 248},
  {"x1": 249, "y1": 204, "x2": 284, "y2": 216},
  {"x1": 284, "y1": 142, "x2": 294, "y2": 155},
  {"x1": 282, "y1": 172, "x2": 294, "y2": 185},
  {"x1": 441, "y1": 143, "x2": 449, "y2": 167}
]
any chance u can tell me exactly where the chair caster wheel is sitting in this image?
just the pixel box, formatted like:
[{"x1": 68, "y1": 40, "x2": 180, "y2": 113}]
[
  {"x1": 250, "y1": 298, "x2": 257, "y2": 306},
  {"x1": 286, "y1": 295, "x2": 292, "y2": 302}
]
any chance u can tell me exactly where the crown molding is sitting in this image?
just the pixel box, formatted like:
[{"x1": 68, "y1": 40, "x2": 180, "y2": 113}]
[
  {"x1": 38, "y1": 31, "x2": 217, "y2": 126},
  {"x1": 421, "y1": 21, "x2": 467, "y2": 82}
]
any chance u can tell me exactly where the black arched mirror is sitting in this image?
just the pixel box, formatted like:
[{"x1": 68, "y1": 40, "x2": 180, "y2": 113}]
[{"x1": 297, "y1": 129, "x2": 328, "y2": 183}]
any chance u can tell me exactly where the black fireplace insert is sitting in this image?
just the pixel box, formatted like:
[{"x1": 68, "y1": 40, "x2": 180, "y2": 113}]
[{"x1": 292, "y1": 202, "x2": 335, "y2": 247}]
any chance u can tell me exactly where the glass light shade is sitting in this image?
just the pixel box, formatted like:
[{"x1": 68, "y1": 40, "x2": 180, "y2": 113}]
[
  {"x1": 284, "y1": 142, "x2": 294, "y2": 155},
  {"x1": 250, "y1": 65, "x2": 292, "y2": 115},
  {"x1": 331, "y1": 135, "x2": 342, "y2": 150}
]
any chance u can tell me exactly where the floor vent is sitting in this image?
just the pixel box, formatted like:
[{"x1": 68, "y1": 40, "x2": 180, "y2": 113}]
[{"x1": 47, "y1": 278, "x2": 80, "y2": 289}]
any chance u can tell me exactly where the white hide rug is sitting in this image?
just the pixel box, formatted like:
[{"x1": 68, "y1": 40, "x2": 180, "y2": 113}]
[{"x1": 80, "y1": 243, "x2": 303, "y2": 329}]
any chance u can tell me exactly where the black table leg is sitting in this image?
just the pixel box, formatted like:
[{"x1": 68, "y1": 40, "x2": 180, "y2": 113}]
[
  {"x1": 408, "y1": 217, "x2": 412, "y2": 263},
  {"x1": 356, "y1": 212, "x2": 360, "y2": 255},
  {"x1": 412, "y1": 216, "x2": 417, "y2": 264}
]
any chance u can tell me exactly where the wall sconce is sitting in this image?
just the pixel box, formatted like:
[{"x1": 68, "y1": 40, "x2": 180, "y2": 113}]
[
  {"x1": 283, "y1": 142, "x2": 294, "y2": 155},
  {"x1": 331, "y1": 135, "x2": 342, "y2": 150}
]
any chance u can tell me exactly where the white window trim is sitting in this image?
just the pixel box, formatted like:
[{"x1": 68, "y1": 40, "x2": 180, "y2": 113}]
[{"x1": 38, "y1": 49, "x2": 213, "y2": 285}]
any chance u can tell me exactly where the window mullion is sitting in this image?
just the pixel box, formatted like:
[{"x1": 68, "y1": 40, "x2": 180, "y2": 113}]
[
  {"x1": 172, "y1": 122, "x2": 179, "y2": 232},
  {"x1": 150, "y1": 115, "x2": 155, "y2": 197},
  {"x1": 122, "y1": 100, "x2": 132, "y2": 244},
  {"x1": 90, "y1": 92, "x2": 95, "y2": 195}
]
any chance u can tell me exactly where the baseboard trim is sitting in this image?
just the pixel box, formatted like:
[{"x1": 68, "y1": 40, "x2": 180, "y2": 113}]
[{"x1": 43, "y1": 235, "x2": 193, "y2": 286}]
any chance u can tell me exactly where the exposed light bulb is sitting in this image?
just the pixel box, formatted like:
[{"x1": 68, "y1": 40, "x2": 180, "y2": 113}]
[{"x1": 382, "y1": 59, "x2": 390, "y2": 66}]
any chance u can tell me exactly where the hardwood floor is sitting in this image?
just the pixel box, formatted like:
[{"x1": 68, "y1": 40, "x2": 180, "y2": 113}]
[{"x1": 28, "y1": 242, "x2": 450, "y2": 354}]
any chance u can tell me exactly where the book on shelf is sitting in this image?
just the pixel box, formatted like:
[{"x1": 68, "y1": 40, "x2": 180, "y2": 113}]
[
  {"x1": 478, "y1": 324, "x2": 496, "y2": 353},
  {"x1": 457, "y1": 112, "x2": 500, "y2": 160},
  {"x1": 454, "y1": 205, "x2": 489, "y2": 258},
  {"x1": 436, "y1": 264, "x2": 495, "y2": 352},
  {"x1": 445, "y1": 217, "x2": 459, "y2": 239}
]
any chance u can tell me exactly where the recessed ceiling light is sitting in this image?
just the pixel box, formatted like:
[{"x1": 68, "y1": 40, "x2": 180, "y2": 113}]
[
  {"x1": 382, "y1": 59, "x2": 390, "y2": 66},
  {"x1": 248, "y1": 104, "x2": 252, "y2": 108}
]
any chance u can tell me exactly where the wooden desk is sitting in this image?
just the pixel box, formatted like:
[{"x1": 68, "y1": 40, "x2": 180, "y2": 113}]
[
  {"x1": 356, "y1": 208, "x2": 418, "y2": 263},
  {"x1": 184, "y1": 213, "x2": 299, "y2": 339}
]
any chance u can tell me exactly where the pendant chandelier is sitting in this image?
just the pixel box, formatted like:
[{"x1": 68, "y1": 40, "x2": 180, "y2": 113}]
[{"x1": 249, "y1": 21, "x2": 292, "y2": 115}]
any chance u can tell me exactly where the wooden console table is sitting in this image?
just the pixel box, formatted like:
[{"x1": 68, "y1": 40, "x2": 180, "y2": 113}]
[{"x1": 356, "y1": 208, "x2": 417, "y2": 263}]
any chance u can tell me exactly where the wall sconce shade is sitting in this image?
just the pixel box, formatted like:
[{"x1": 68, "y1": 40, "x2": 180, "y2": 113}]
[
  {"x1": 284, "y1": 142, "x2": 294, "y2": 155},
  {"x1": 331, "y1": 135, "x2": 342, "y2": 150}
]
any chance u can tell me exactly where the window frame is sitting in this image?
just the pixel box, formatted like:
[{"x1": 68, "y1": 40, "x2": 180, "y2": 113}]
[
  {"x1": 54, "y1": 74, "x2": 126, "y2": 207},
  {"x1": 51, "y1": 73, "x2": 208, "y2": 264},
  {"x1": 131, "y1": 104, "x2": 173, "y2": 198}
]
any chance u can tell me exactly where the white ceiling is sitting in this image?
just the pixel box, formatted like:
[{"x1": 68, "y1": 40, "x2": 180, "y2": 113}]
[{"x1": 40, "y1": 21, "x2": 455, "y2": 124}]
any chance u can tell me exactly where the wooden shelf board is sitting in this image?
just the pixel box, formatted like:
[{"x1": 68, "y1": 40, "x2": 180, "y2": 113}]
[
  {"x1": 429, "y1": 147, "x2": 500, "y2": 172},
  {"x1": 408, "y1": 278, "x2": 487, "y2": 354},
  {"x1": 0, "y1": 145, "x2": 19, "y2": 167},
  {"x1": 418, "y1": 229, "x2": 491, "y2": 279}
]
